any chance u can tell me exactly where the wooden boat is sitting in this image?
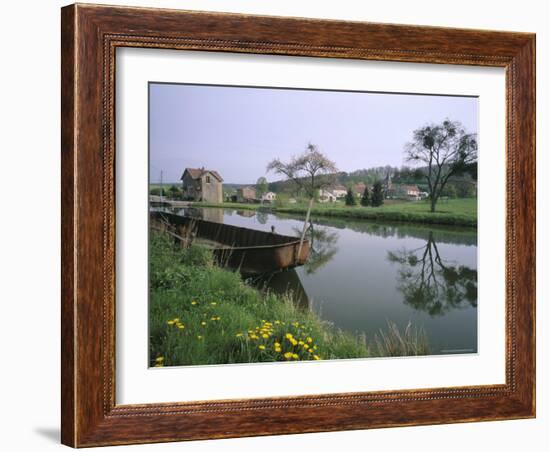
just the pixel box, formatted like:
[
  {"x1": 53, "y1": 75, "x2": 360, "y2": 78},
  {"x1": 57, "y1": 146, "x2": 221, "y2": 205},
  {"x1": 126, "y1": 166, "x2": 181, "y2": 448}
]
[{"x1": 150, "y1": 211, "x2": 310, "y2": 275}]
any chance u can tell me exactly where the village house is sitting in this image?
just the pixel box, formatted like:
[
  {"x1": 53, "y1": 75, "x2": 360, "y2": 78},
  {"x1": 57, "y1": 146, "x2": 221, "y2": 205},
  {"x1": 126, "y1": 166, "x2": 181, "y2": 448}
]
[
  {"x1": 318, "y1": 189, "x2": 337, "y2": 203},
  {"x1": 236, "y1": 186, "x2": 257, "y2": 203},
  {"x1": 261, "y1": 191, "x2": 277, "y2": 203},
  {"x1": 353, "y1": 183, "x2": 367, "y2": 197},
  {"x1": 180, "y1": 167, "x2": 223, "y2": 203},
  {"x1": 331, "y1": 185, "x2": 348, "y2": 199}
]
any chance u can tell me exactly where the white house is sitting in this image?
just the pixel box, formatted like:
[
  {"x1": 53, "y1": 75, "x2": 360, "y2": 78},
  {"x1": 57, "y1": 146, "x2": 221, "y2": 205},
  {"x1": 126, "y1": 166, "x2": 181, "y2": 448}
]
[
  {"x1": 318, "y1": 189, "x2": 337, "y2": 203},
  {"x1": 331, "y1": 185, "x2": 348, "y2": 199},
  {"x1": 261, "y1": 191, "x2": 277, "y2": 203}
]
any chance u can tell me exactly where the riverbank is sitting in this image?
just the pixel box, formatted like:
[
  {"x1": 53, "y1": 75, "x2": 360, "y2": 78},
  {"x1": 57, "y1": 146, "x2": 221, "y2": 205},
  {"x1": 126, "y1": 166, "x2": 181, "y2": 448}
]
[
  {"x1": 149, "y1": 231, "x2": 429, "y2": 366},
  {"x1": 190, "y1": 198, "x2": 477, "y2": 228}
]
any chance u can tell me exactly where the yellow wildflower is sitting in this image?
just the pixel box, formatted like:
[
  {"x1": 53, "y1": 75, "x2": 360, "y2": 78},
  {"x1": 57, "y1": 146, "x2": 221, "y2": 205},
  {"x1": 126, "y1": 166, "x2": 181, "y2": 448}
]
[
  {"x1": 210, "y1": 302, "x2": 217, "y2": 306},
  {"x1": 197, "y1": 335, "x2": 203, "y2": 340},
  {"x1": 274, "y1": 320, "x2": 281, "y2": 325},
  {"x1": 167, "y1": 320, "x2": 175, "y2": 325},
  {"x1": 303, "y1": 344, "x2": 309, "y2": 349},
  {"x1": 313, "y1": 355, "x2": 321, "y2": 360},
  {"x1": 308, "y1": 349, "x2": 314, "y2": 354},
  {"x1": 285, "y1": 333, "x2": 293, "y2": 340},
  {"x1": 290, "y1": 338, "x2": 298, "y2": 346},
  {"x1": 284, "y1": 352, "x2": 293, "y2": 359},
  {"x1": 274, "y1": 342, "x2": 281, "y2": 347},
  {"x1": 201, "y1": 321, "x2": 207, "y2": 326},
  {"x1": 298, "y1": 340, "x2": 304, "y2": 345},
  {"x1": 292, "y1": 353, "x2": 299, "y2": 359},
  {"x1": 155, "y1": 356, "x2": 164, "y2": 363},
  {"x1": 235, "y1": 332, "x2": 243, "y2": 337},
  {"x1": 262, "y1": 334, "x2": 269, "y2": 339},
  {"x1": 250, "y1": 334, "x2": 259, "y2": 340},
  {"x1": 307, "y1": 337, "x2": 313, "y2": 343},
  {"x1": 258, "y1": 345, "x2": 266, "y2": 350},
  {"x1": 177, "y1": 324, "x2": 184, "y2": 330},
  {"x1": 154, "y1": 363, "x2": 163, "y2": 367},
  {"x1": 173, "y1": 318, "x2": 180, "y2": 322}
]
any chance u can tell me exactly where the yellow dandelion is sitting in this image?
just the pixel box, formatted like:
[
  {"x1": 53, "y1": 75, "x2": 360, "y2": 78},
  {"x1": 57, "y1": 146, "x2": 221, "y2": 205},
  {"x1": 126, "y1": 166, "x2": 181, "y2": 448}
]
[
  {"x1": 298, "y1": 340, "x2": 304, "y2": 345},
  {"x1": 275, "y1": 347, "x2": 282, "y2": 353},
  {"x1": 274, "y1": 342, "x2": 281, "y2": 347},
  {"x1": 235, "y1": 332, "x2": 243, "y2": 337},
  {"x1": 285, "y1": 333, "x2": 293, "y2": 340},
  {"x1": 275, "y1": 320, "x2": 281, "y2": 325},
  {"x1": 303, "y1": 344, "x2": 309, "y2": 349},
  {"x1": 191, "y1": 300, "x2": 198, "y2": 305},
  {"x1": 307, "y1": 337, "x2": 313, "y2": 343},
  {"x1": 173, "y1": 318, "x2": 180, "y2": 322},
  {"x1": 292, "y1": 353, "x2": 299, "y2": 359},
  {"x1": 177, "y1": 324, "x2": 185, "y2": 330},
  {"x1": 201, "y1": 321, "x2": 207, "y2": 326},
  {"x1": 290, "y1": 338, "x2": 298, "y2": 346},
  {"x1": 308, "y1": 349, "x2": 314, "y2": 354},
  {"x1": 313, "y1": 355, "x2": 321, "y2": 360},
  {"x1": 258, "y1": 345, "x2": 266, "y2": 350},
  {"x1": 250, "y1": 334, "x2": 259, "y2": 340},
  {"x1": 284, "y1": 352, "x2": 293, "y2": 359},
  {"x1": 262, "y1": 333, "x2": 269, "y2": 339},
  {"x1": 167, "y1": 320, "x2": 175, "y2": 325},
  {"x1": 155, "y1": 356, "x2": 164, "y2": 363}
]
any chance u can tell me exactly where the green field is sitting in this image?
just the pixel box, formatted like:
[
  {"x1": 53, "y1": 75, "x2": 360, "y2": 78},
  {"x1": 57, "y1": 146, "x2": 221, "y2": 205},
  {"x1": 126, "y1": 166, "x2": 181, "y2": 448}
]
[
  {"x1": 149, "y1": 232, "x2": 429, "y2": 367},
  {"x1": 191, "y1": 198, "x2": 477, "y2": 228}
]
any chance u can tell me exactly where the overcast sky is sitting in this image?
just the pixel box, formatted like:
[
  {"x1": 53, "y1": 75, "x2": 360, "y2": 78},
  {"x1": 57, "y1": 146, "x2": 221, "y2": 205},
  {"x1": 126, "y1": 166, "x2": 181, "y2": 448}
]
[{"x1": 149, "y1": 83, "x2": 478, "y2": 184}]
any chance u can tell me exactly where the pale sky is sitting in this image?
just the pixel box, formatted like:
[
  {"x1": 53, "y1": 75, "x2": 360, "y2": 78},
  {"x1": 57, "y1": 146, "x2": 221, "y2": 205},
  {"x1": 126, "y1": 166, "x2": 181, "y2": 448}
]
[{"x1": 149, "y1": 83, "x2": 478, "y2": 184}]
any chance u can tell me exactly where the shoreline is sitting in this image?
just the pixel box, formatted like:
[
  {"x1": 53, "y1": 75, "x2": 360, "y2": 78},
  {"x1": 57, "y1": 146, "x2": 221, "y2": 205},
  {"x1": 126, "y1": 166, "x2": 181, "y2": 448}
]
[{"x1": 187, "y1": 200, "x2": 477, "y2": 228}]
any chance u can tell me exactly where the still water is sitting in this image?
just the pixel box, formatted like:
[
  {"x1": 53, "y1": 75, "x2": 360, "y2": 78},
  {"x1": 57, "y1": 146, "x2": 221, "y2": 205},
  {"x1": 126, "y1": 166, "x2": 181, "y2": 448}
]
[{"x1": 177, "y1": 207, "x2": 478, "y2": 355}]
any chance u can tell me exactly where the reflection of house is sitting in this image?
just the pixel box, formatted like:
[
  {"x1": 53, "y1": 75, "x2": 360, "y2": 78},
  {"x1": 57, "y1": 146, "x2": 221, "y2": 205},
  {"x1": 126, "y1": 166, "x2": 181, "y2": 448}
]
[
  {"x1": 318, "y1": 189, "x2": 337, "y2": 203},
  {"x1": 236, "y1": 186, "x2": 257, "y2": 203},
  {"x1": 181, "y1": 167, "x2": 223, "y2": 203},
  {"x1": 261, "y1": 191, "x2": 277, "y2": 203}
]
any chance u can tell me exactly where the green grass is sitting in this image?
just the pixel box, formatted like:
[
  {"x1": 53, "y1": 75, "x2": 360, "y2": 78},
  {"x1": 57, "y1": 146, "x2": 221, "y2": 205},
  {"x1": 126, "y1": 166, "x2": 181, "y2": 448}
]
[
  {"x1": 191, "y1": 198, "x2": 477, "y2": 228},
  {"x1": 149, "y1": 232, "x2": 428, "y2": 367}
]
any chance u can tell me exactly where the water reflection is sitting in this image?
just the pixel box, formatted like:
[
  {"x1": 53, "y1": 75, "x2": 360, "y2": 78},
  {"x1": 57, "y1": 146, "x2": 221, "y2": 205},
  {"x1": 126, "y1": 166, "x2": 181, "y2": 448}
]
[
  {"x1": 291, "y1": 222, "x2": 339, "y2": 275},
  {"x1": 388, "y1": 231, "x2": 477, "y2": 316}
]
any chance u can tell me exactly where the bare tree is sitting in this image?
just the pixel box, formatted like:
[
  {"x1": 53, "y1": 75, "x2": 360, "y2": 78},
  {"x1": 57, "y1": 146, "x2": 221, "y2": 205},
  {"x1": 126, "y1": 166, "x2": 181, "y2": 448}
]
[
  {"x1": 405, "y1": 119, "x2": 477, "y2": 212},
  {"x1": 267, "y1": 143, "x2": 337, "y2": 257}
]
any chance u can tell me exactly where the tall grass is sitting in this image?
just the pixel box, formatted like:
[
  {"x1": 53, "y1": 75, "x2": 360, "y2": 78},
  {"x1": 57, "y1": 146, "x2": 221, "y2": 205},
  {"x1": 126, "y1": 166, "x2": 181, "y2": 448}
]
[
  {"x1": 374, "y1": 321, "x2": 430, "y2": 357},
  {"x1": 149, "y1": 231, "x2": 429, "y2": 367}
]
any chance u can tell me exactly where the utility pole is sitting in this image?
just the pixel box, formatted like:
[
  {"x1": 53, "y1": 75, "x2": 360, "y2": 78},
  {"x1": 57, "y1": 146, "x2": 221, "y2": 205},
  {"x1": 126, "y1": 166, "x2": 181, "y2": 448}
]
[{"x1": 160, "y1": 170, "x2": 164, "y2": 202}]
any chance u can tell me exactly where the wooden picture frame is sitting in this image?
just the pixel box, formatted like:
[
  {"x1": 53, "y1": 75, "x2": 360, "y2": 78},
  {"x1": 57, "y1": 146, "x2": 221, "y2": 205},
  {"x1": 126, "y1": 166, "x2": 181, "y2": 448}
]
[{"x1": 61, "y1": 3, "x2": 535, "y2": 447}]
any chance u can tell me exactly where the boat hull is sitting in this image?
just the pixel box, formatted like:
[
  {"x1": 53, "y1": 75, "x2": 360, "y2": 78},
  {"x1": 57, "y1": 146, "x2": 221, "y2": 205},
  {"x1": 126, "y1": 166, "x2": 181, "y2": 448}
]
[{"x1": 150, "y1": 211, "x2": 310, "y2": 275}]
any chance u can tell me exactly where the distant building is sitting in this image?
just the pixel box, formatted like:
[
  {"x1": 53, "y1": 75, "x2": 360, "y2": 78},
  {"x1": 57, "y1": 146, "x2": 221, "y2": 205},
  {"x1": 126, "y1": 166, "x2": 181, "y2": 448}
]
[
  {"x1": 386, "y1": 184, "x2": 420, "y2": 200},
  {"x1": 353, "y1": 183, "x2": 367, "y2": 197},
  {"x1": 318, "y1": 189, "x2": 337, "y2": 203},
  {"x1": 261, "y1": 191, "x2": 277, "y2": 203},
  {"x1": 236, "y1": 186, "x2": 257, "y2": 203},
  {"x1": 331, "y1": 185, "x2": 348, "y2": 199},
  {"x1": 181, "y1": 167, "x2": 223, "y2": 203}
]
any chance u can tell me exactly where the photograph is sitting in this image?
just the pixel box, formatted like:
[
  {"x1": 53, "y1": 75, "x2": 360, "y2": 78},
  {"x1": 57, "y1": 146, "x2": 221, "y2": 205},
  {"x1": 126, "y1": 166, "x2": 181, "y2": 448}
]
[{"x1": 148, "y1": 82, "x2": 479, "y2": 367}]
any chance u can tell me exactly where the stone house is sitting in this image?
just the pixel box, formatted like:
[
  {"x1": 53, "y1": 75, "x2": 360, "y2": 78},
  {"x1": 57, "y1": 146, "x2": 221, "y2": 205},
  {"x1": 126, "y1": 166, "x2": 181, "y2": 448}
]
[
  {"x1": 236, "y1": 186, "x2": 257, "y2": 203},
  {"x1": 180, "y1": 167, "x2": 223, "y2": 203}
]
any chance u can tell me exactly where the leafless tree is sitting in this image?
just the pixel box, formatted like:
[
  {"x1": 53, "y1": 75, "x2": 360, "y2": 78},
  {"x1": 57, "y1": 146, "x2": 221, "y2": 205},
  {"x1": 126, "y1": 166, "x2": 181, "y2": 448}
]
[
  {"x1": 267, "y1": 143, "x2": 337, "y2": 256},
  {"x1": 405, "y1": 119, "x2": 477, "y2": 212}
]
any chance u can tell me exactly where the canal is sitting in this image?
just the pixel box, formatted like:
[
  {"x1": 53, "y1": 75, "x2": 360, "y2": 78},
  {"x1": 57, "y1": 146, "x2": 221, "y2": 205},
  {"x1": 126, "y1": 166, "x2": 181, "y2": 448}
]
[{"x1": 174, "y1": 206, "x2": 478, "y2": 356}]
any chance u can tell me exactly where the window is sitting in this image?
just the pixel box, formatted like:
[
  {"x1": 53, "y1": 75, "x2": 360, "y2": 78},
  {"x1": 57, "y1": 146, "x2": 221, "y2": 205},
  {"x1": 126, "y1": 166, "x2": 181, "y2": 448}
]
[{"x1": 206, "y1": 175, "x2": 211, "y2": 183}]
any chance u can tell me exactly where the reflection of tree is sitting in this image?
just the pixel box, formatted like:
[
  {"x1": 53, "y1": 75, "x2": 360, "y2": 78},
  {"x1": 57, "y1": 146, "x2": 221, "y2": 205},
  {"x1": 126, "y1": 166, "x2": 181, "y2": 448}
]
[
  {"x1": 256, "y1": 210, "x2": 268, "y2": 225},
  {"x1": 388, "y1": 232, "x2": 477, "y2": 316},
  {"x1": 293, "y1": 222, "x2": 339, "y2": 274}
]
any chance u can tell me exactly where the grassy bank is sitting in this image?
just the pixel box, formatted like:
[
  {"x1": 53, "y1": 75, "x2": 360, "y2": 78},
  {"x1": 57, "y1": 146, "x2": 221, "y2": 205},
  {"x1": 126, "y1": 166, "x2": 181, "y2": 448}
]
[
  {"x1": 191, "y1": 198, "x2": 477, "y2": 227},
  {"x1": 149, "y1": 232, "x2": 429, "y2": 367}
]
